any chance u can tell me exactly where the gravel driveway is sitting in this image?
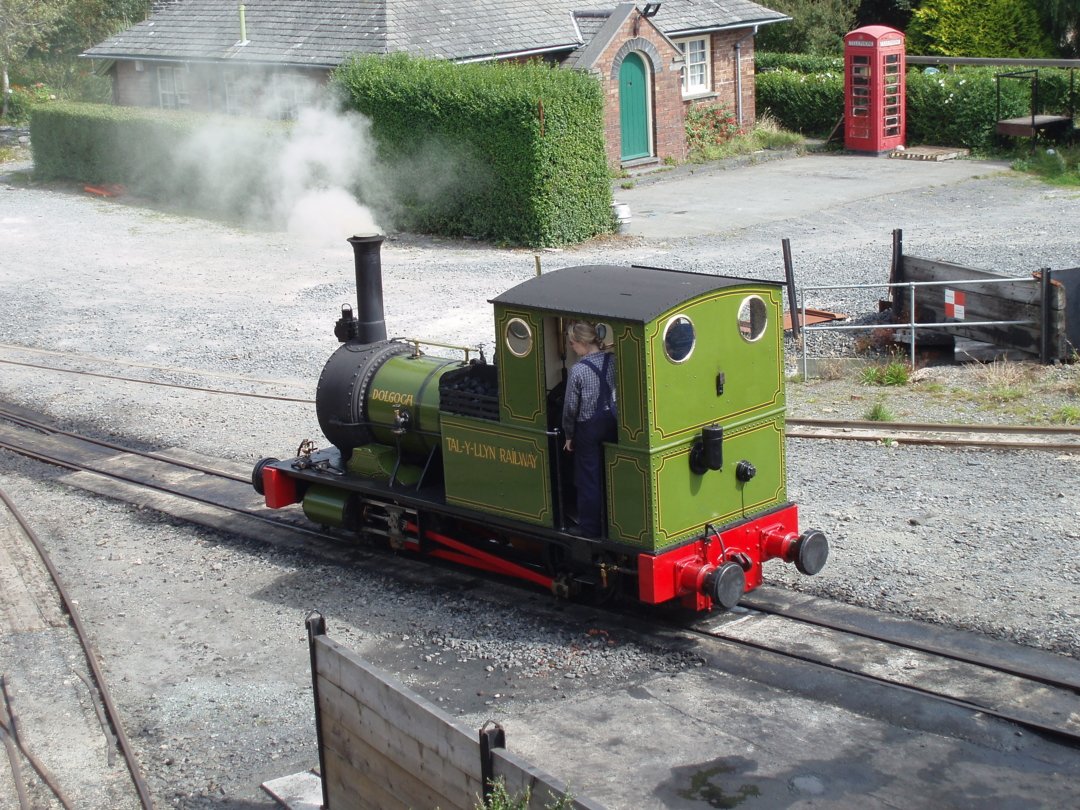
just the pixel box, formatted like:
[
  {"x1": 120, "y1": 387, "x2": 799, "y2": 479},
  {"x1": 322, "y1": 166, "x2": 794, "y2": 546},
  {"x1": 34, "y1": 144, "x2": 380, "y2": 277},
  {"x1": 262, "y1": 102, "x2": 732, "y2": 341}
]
[{"x1": 1, "y1": 151, "x2": 1078, "y2": 808}]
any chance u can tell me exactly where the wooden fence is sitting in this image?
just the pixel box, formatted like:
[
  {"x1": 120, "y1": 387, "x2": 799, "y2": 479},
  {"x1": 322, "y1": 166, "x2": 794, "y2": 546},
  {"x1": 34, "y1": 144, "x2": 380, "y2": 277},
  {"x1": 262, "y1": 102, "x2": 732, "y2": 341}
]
[
  {"x1": 889, "y1": 230, "x2": 1071, "y2": 362},
  {"x1": 307, "y1": 614, "x2": 607, "y2": 810}
]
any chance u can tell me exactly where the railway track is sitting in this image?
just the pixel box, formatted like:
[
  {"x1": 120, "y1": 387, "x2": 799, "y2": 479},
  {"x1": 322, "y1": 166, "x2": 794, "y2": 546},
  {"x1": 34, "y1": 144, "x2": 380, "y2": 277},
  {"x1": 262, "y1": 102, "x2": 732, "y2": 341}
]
[
  {"x1": 0, "y1": 482, "x2": 154, "y2": 809},
  {"x1": 2, "y1": 351, "x2": 1079, "y2": 452},
  {"x1": 2, "y1": 405, "x2": 1078, "y2": 761},
  {"x1": 787, "y1": 417, "x2": 1080, "y2": 451}
]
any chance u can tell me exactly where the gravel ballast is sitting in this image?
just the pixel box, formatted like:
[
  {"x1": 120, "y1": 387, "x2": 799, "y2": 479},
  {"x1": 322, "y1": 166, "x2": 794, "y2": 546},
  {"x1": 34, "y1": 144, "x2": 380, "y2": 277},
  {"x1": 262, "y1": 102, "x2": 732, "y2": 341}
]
[{"x1": 1, "y1": 153, "x2": 1079, "y2": 808}]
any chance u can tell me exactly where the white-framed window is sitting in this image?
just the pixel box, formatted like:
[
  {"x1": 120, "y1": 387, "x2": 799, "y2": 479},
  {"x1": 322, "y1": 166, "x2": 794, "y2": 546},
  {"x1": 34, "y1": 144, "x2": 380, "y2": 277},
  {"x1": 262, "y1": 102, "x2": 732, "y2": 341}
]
[
  {"x1": 157, "y1": 66, "x2": 190, "y2": 110},
  {"x1": 677, "y1": 36, "x2": 711, "y2": 96}
]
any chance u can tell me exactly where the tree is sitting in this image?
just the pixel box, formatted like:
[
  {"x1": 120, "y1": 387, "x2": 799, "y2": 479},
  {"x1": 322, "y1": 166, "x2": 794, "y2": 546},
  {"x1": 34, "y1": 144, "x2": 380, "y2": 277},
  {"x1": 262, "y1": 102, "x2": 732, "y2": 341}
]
[
  {"x1": 757, "y1": 0, "x2": 861, "y2": 54},
  {"x1": 0, "y1": 0, "x2": 65, "y2": 116},
  {"x1": 907, "y1": 0, "x2": 1057, "y2": 58},
  {"x1": 1033, "y1": 0, "x2": 1080, "y2": 55},
  {"x1": 48, "y1": 0, "x2": 150, "y2": 56},
  {"x1": 856, "y1": 0, "x2": 917, "y2": 29}
]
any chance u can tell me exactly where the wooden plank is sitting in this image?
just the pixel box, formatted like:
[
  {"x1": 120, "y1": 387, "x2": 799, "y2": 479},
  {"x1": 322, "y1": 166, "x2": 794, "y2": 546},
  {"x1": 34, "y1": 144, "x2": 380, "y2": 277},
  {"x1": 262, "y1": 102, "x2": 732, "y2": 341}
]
[
  {"x1": 893, "y1": 257, "x2": 1069, "y2": 358},
  {"x1": 996, "y1": 115, "x2": 1073, "y2": 138},
  {"x1": 323, "y1": 743, "x2": 411, "y2": 810},
  {"x1": 315, "y1": 636, "x2": 480, "y2": 774},
  {"x1": 492, "y1": 747, "x2": 608, "y2": 810},
  {"x1": 323, "y1": 715, "x2": 462, "y2": 810},
  {"x1": 900, "y1": 258, "x2": 1047, "y2": 305},
  {"x1": 317, "y1": 676, "x2": 479, "y2": 809}
]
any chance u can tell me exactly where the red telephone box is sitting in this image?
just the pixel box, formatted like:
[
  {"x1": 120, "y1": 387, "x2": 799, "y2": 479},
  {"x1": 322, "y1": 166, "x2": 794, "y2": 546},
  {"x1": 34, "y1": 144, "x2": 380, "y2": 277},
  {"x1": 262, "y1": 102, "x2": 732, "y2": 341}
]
[{"x1": 844, "y1": 25, "x2": 906, "y2": 153}]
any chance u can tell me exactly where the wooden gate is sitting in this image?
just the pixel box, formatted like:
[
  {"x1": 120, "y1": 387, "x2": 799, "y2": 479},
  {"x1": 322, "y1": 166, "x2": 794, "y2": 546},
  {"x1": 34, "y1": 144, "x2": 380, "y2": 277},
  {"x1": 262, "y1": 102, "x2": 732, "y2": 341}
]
[{"x1": 306, "y1": 614, "x2": 607, "y2": 810}]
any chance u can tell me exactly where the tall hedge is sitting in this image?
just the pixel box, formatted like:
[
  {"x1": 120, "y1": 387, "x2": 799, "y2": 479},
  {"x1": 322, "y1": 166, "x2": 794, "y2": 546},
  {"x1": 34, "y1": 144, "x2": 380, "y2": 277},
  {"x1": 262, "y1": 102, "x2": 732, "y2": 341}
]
[
  {"x1": 757, "y1": 64, "x2": 1073, "y2": 149},
  {"x1": 30, "y1": 101, "x2": 284, "y2": 217},
  {"x1": 332, "y1": 54, "x2": 612, "y2": 247}
]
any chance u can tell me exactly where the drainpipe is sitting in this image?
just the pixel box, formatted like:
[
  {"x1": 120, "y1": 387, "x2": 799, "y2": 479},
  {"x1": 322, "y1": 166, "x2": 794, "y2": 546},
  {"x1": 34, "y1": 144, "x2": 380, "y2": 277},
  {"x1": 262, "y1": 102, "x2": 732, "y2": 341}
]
[{"x1": 734, "y1": 26, "x2": 759, "y2": 128}]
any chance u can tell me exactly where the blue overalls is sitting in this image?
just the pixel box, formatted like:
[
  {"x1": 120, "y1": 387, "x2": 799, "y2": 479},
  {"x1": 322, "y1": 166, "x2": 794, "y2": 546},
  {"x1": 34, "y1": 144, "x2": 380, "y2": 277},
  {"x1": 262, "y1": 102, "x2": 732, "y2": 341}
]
[{"x1": 573, "y1": 353, "x2": 617, "y2": 537}]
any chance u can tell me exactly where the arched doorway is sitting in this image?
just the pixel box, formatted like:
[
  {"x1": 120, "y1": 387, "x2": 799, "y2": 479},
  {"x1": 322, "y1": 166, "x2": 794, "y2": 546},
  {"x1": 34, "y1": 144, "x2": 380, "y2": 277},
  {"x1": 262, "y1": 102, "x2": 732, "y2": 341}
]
[{"x1": 619, "y1": 52, "x2": 650, "y2": 161}]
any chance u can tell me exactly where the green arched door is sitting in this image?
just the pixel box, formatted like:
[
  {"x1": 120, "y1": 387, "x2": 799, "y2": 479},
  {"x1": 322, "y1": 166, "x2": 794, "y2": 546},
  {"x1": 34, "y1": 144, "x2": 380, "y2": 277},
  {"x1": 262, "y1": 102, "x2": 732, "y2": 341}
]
[{"x1": 619, "y1": 53, "x2": 650, "y2": 161}]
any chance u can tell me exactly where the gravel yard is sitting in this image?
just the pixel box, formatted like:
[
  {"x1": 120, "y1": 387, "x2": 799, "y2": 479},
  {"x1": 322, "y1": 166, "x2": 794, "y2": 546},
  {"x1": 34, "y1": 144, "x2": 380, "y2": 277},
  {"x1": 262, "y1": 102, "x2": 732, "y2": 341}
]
[{"x1": 1, "y1": 151, "x2": 1079, "y2": 808}]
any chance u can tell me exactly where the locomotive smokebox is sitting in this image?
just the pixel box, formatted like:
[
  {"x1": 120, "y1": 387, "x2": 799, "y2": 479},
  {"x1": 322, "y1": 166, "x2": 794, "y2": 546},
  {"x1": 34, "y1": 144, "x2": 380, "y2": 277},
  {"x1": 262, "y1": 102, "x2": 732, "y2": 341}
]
[{"x1": 348, "y1": 233, "x2": 387, "y2": 344}]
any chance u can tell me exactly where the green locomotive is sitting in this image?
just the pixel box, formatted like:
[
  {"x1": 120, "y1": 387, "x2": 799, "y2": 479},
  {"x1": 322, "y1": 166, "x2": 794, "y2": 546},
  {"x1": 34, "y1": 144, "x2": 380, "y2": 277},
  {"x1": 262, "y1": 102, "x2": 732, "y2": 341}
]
[{"x1": 254, "y1": 234, "x2": 827, "y2": 611}]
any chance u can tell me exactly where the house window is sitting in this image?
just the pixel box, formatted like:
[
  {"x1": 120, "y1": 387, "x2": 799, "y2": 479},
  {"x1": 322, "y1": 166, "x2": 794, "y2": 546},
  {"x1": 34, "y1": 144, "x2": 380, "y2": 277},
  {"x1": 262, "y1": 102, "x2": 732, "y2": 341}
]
[
  {"x1": 677, "y1": 36, "x2": 710, "y2": 96},
  {"x1": 223, "y1": 72, "x2": 246, "y2": 115},
  {"x1": 158, "y1": 66, "x2": 189, "y2": 110},
  {"x1": 269, "y1": 72, "x2": 306, "y2": 120}
]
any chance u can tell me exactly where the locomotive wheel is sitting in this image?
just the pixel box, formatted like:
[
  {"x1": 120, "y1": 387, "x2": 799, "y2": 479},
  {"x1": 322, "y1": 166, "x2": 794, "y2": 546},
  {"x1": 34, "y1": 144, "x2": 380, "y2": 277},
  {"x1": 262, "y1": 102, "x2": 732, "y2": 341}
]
[{"x1": 251, "y1": 457, "x2": 279, "y2": 496}]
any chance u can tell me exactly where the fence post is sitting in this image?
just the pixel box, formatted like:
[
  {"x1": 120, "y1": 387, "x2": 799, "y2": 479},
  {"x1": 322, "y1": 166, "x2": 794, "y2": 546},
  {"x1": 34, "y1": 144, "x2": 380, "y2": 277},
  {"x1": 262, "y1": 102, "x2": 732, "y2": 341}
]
[
  {"x1": 782, "y1": 238, "x2": 800, "y2": 341},
  {"x1": 1040, "y1": 268, "x2": 1051, "y2": 364},
  {"x1": 306, "y1": 612, "x2": 330, "y2": 810},
  {"x1": 909, "y1": 283, "x2": 917, "y2": 367},
  {"x1": 479, "y1": 720, "x2": 507, "y2": 805}
]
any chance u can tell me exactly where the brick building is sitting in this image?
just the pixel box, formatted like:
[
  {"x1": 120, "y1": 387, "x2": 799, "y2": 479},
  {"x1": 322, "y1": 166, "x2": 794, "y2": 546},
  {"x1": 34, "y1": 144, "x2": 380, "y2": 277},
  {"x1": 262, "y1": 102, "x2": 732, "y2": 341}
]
[{"x1": 84, "y1": 1, "x2": 787, "y2": 170}]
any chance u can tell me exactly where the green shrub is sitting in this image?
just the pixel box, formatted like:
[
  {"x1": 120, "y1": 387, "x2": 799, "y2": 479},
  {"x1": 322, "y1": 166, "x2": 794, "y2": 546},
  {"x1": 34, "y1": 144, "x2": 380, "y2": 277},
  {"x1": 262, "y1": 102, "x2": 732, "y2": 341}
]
[
  {"x1": 756, "y1": 62, "x2": 1073, "y2": 150},
  {"x1": 906, "y1": 67, "x2": 1032, "y2": 150},
  {"x1": 756, "y1": 68, "x2": 844, "y2": 136},
  {"x1": 685, "y1": 102, "x2": 740, "y2": 152},
  {"x1": 333, "y1": 54, "x2": 612, "y2": 247},
  {"x1": 756, "y1": 52, "x2": 843, "y2": 74},
  {"x1": 2, "y1": 83, "x2": 56, "y2": 123}
]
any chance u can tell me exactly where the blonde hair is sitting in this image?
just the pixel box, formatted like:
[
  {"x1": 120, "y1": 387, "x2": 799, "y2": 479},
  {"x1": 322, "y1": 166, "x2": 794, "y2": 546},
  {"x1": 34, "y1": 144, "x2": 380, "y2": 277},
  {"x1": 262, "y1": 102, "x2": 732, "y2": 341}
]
[{"x1": 567, "y1": 321, "x2": 607, "y2": 350}]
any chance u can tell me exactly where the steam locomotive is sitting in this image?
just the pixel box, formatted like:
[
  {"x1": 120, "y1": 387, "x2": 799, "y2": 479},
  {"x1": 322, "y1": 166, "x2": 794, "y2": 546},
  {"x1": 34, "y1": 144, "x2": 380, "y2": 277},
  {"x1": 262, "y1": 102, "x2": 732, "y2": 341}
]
[{"x1": 253, "y1": 235, "x2": 827, "y2": 611}]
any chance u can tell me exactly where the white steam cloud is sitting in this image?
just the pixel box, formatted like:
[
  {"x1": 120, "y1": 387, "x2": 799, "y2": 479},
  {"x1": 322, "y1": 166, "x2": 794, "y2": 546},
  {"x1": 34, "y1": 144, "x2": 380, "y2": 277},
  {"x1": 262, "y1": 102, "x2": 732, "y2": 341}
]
[{"x1": 168, "y1": 79, "x2": 383, "y2": 245}]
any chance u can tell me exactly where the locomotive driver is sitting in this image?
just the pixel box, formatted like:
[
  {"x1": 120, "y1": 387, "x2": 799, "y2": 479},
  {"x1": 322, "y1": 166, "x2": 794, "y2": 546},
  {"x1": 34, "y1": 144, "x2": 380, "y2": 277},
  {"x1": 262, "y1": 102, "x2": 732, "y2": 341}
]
[{"x1": 562, "y1": 321, "x2": 617, "y2": 538}]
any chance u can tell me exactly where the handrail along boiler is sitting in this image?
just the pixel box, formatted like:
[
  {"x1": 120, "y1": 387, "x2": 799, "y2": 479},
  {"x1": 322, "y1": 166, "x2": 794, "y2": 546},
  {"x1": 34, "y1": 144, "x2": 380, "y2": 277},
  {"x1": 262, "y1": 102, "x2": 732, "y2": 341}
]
[{"x1": 254, "y1": 235, "x2": 828, "y2": 611}]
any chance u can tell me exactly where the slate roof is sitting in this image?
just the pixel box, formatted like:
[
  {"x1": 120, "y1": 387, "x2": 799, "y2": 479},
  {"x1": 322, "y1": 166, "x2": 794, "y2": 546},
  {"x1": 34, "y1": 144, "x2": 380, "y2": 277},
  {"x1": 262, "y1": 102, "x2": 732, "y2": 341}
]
[
  {"x1": 490, "y1": 264, "x2": 779, "y2": 324},
  {"x1": 84, "y1": 1, "x2": 787, "y2": 68}
]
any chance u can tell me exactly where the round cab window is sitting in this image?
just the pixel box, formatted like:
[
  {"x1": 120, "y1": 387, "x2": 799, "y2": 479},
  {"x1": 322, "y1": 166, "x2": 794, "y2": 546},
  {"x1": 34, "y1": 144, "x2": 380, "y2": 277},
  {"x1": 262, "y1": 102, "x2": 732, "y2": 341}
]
[
  {"x1": 505, "y1": 318, "x2": 533, "y2": 357},
  {"x1": 738, "y1": 296, "x2": 768, "y2": 342},
  {"x1": 663, "y1": 316, "x2": 695, "y2": 363}
]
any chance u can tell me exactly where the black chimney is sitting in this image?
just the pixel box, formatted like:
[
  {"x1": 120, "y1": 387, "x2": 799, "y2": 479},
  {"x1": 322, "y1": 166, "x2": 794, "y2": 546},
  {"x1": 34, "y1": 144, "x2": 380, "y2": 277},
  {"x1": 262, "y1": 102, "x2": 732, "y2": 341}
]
[{"x1": 347, "y1": 233, "x2": 387, "y2": 344}]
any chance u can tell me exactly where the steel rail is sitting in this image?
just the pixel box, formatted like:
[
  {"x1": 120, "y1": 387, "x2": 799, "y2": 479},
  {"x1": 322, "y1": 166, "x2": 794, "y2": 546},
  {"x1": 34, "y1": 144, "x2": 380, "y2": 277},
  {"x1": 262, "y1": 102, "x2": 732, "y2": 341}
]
[
  {"x1": 0, "y1": 679, "x2": 30, "y2": 810},
  {"x1": 0, "y1": 498, "x2": 154, "y2": 809},
  {"x1": 686, "y1": 624, "x2": 1080, "y2": 749},
  {"x1": 0, "y1": 357, "x2": 314, "y2": 404},
  {"x1": 738, "y1": 597, "x2": 1080, "y2": 694},
  {"x1": 785, "y1": 429, "x2": 1079, "y2": 452},
  {"x1": 0, "y1": 407, "x2": 251, "y2": 484},
  {"x1": 788, "y1": 417, "x2": 1080, "y2": 435}
]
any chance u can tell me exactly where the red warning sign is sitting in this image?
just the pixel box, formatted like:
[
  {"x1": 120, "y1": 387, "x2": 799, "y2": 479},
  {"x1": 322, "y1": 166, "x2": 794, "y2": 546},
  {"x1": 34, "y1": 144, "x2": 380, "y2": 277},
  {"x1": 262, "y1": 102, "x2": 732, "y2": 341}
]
[{"x1": 944, "y1": 289, "x2": 965, "y2": 320}]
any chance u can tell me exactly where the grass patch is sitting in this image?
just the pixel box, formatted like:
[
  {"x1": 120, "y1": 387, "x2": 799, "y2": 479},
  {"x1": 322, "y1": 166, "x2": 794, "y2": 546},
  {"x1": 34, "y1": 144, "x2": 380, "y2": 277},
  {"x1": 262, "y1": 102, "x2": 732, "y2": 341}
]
[
  {"x1": 1012, "y1": 144, "x2": 1080, "y2": 187},
  {"x1": 860, "y1": 361, "x2": 911, "y2": 387},
  {"x1": 865, "y1": 401, "x2": 895, "y2": 421},
  {"x1": 477, "y1": 778, "x2": 575, "y2": 809},
  {"x1": 1051, "y1": 404, "x2": 1080, "y2": 424}
]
